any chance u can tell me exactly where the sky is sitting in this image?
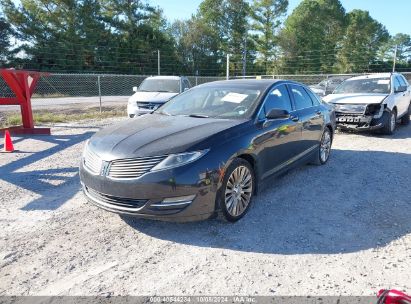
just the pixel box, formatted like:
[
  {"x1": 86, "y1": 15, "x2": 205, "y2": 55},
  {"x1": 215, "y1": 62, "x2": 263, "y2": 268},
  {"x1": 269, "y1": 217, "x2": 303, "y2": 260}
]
[{"x1": 149, "y1": 0, "x2": 411, "y2": 36}]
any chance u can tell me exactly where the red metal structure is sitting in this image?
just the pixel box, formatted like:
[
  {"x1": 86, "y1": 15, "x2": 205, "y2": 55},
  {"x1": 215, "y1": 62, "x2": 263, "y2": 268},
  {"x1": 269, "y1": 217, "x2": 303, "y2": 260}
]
[
  {"x1": 378, "y1": 289, "x2": 411, "y2": 304},
  {"x1": 0, "y1": 69, "x2": 50, "y2": 135}
]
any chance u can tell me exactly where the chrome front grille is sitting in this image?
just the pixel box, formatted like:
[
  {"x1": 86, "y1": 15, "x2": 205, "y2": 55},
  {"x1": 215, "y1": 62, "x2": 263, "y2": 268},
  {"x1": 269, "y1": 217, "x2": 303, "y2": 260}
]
[
  {"x1": 84, "y1": 146, "x2": 102, "y2": 174},
  {"x1": 85, "y1": 186, "x2": 147, "y2": 210},
  {"x1": 137, "y1": 102, "x2": 162, "y2": 110},
  {"x1": 108, "y1": 155, "x2": 167, "y2": 179}
]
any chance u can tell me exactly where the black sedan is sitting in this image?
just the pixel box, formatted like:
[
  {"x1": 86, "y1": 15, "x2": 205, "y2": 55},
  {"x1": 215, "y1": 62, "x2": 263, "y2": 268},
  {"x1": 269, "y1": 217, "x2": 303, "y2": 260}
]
[{"x1": 80, "y1": 80, "x2": 335, "y2": 222}]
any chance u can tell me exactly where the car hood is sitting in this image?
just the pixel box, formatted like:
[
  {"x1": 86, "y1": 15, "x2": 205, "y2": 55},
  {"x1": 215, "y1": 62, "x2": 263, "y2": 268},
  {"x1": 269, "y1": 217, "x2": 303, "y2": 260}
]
[
  {"x1": 128, "y1": 91, "x2": 178, "y2": 103},
  {"x1": 88, "y1": 114, "x2": 247, "y2": 160},
  {"x1": 323, "y1": 93, "x2": 388, "y2": 105}
]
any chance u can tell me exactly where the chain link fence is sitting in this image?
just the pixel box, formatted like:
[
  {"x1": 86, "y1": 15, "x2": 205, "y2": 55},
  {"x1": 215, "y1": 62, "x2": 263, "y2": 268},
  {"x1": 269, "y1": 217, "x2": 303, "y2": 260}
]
[{"x1": 1, "y1": 72, "x2": 411, "y2": 111}]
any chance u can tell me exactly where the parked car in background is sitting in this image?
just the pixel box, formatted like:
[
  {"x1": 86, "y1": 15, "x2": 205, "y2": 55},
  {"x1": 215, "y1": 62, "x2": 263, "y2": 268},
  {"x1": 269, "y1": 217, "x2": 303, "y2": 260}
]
[
  {"x1": 127, "y1": 76, "x2": 191, "y2": 117},
  {"x1": 310, "y1": 76, "x2": 350, "y2": 96},
  {"x1": 323, "y1": 73, "x2": 411, "y2": 134},
  {"x1": 80, "y1": 79, "x2": 335, "y2": 222}
]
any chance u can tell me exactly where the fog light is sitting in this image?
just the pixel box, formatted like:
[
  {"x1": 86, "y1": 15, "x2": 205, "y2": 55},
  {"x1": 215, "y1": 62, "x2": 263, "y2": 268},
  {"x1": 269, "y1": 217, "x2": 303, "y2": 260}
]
[{"x1": 151, "y1": 195, "x2": 196, "y2": 207}]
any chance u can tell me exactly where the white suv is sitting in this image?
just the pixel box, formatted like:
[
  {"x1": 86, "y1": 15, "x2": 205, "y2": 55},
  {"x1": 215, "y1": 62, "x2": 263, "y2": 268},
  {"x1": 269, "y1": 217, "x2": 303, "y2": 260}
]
[
  {"x1": 127, "y1": 76, "x2": 191, "y2": 118},
  {"x1": 323, "y1": 73, "x2": 411, "y2": 134}
]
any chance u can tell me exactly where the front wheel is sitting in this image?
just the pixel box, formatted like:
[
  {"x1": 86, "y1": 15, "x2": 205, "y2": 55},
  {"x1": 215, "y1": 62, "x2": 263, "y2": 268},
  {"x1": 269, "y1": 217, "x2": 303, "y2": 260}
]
[
  {"x1": 219, "y1": 159, "x2": 255, "y2": 222},
  {"x1": 400, "y1": 104, "x2": 410, "y2": 125},
  {"x1": 381, "y1": 110, "x2": 397, "y2": 135}
]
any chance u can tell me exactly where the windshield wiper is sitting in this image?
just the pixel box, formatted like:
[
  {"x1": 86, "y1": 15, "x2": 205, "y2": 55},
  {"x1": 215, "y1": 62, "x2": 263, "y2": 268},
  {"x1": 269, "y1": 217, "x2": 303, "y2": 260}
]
[
  {"x1": 157, "y1": 90, "x2": 175, "y2": 93},
  {"x1": 187, "y1": 114, "x2": 209, "y2": 118}
]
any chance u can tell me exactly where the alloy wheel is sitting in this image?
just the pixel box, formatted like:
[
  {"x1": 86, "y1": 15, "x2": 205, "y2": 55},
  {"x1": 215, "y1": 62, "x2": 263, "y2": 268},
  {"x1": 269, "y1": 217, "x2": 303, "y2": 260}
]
[
  {"x1": 320, "y1": 129, "x2": 332, "y2": 163},
  {"x1": 224, "y1": 165, "x2": 253, "y2": 217}
]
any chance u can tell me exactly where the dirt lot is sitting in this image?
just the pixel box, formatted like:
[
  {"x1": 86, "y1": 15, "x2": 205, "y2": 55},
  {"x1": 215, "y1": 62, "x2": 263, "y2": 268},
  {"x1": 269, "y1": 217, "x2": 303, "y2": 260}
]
[{"x1": 0, "y1": 118, "x2": 410, "y2": 296}]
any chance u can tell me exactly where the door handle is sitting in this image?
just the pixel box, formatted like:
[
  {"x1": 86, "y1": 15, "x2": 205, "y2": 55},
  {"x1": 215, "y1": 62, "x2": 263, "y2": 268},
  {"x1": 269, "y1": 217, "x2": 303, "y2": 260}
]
[
  {"x1": 316, "y1": 111, "x2": 322, "y2": 115},
  {"x1": 290, "y1": 115, "x2": 299, "y2": 122}
]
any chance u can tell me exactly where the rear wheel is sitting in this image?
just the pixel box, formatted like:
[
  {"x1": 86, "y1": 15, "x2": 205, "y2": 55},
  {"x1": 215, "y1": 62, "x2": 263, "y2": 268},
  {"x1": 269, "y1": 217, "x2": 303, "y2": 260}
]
[
  {"x1": 219, "y1": 159, "x2": 255, "y2": 222},
  {"x1": 400, "y1": 103, "x2": 410, "y2": 125},
  {"x1": 381, "y1": 110, "x2": 397, "y2": 135},
  {"x1": 312, "y1": 127, "x2": 332, "y2": 165}
]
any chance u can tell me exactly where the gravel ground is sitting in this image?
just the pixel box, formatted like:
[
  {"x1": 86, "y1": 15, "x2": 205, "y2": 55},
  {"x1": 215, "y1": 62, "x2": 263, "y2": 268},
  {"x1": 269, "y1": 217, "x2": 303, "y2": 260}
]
[{"x1": 0, "y1": 118, "x2": 410, "y2": 296}]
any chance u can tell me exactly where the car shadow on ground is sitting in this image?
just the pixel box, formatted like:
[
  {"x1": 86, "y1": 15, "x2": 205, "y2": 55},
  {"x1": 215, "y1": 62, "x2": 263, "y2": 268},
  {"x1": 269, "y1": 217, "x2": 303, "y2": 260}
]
[
  {"x1": 122, "y1": 149, "x2": 411, "y2": 255},
  {"x1": 0, "y1": 132, "x2": 94, "y2": 211}
]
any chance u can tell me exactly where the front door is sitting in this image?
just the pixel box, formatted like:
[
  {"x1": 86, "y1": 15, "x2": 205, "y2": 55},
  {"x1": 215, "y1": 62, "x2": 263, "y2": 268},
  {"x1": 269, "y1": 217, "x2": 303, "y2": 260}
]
[{"x1": 253, "y1": 84, "x2": 303, "y2": 180}]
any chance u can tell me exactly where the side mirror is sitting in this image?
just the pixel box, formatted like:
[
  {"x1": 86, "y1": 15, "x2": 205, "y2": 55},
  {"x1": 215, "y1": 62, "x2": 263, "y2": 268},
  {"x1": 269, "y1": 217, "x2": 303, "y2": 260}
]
[
  {"x1": 396, "y1": 85, "x2": 407, "y2": 93},
  {"x1": 266, "y1": 108, "x2": 290, "y2": 120},
  {"x1": 132, "y1": 86, "x2": 138, "y2": 92}
]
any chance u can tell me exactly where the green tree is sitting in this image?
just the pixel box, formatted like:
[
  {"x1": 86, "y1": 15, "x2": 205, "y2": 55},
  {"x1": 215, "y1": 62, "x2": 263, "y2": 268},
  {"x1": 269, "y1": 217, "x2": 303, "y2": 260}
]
[
  {"x1": 378, "y1": 33, "x2": 411, "y2": 66},
  {"x1": 250, "y1": 0, "x2": 288, "y2": 74},
  {"x1": 1, "y1": 0, "x2": 177, "y2": 73},
  {"x1": 0, "y1": 14, "x2": 12, "y2": 64},
  {"x1": 278, "y1": 0, "x2": 346, "y2": 74},
  {"x1": 337, "y1": 9, "x2": 389, "y2": 73},
  {"x1": 170, "y1": 0, "x2": 253, "y2": 76},
  {"x1": 169, "y1": 17, "x2": 222, "y2": 76},
  {"x1": 195, "y1": 0, "x2": 253, "y2": 75}
]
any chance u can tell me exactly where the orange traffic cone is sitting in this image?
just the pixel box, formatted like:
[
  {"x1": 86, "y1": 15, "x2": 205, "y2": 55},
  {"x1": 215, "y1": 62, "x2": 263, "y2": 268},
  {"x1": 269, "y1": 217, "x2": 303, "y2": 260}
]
[{"x1": 3, "y1": 130, "x2": 14, "y2": 152}]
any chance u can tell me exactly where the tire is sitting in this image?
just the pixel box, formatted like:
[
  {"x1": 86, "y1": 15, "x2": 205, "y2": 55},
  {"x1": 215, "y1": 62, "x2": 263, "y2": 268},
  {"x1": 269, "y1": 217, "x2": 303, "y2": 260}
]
[
  {"x1": 218, "y1": 158, "x2": 255, "y2": 222},
  {"x1": 381, "y1": 110, "x2": 397, "y2": 135},
  {"x1": 400, "y1": 103, "x2": 410, "y2": 125},
  {"x1": 312, "y1": 127, "x2": 332, "y2": 165}
]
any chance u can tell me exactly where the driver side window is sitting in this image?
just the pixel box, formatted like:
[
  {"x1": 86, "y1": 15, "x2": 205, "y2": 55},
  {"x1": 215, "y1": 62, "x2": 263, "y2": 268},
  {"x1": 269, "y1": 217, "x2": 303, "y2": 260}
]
[{"x1": 260, "y1": 85, "x2": 292, "y2": 120}]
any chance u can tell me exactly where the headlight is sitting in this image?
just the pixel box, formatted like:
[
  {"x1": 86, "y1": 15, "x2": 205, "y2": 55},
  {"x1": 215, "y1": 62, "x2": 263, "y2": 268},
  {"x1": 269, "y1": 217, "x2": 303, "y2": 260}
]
[{"x1": 151, "y1": 150, "x2": 209, "y2": 171}]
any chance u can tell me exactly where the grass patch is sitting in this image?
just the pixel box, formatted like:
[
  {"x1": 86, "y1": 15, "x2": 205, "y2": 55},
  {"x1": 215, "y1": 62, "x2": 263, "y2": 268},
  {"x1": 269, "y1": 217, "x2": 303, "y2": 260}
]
[{"x1": 0, "y1": 107, "x2": 126, "y2": 128}]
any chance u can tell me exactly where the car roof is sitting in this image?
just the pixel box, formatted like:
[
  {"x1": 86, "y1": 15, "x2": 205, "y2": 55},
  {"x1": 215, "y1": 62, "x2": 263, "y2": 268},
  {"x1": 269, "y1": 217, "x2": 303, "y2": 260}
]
[
  {"x1": 146, "y1": 76, "x2": 182, "y2": 80},
  {"x1": 199, "y1": 79, "x2": 301, "y2": 90}
]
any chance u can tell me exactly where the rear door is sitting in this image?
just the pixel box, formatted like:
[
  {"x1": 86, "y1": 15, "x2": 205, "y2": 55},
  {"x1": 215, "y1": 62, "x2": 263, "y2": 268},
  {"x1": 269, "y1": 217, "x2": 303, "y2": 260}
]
[{"x1": 288, "y1": 84, "x2": 323, "y2": 154}]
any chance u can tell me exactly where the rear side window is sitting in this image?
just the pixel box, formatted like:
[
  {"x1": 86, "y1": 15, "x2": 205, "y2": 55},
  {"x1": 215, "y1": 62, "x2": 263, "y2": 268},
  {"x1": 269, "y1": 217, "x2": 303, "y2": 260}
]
[
  {"x1": 290, "y1": 84, "x2": 313, "y2": 110},
  {"x1": 305, "y1": 88, "x2": 321, "y2": 106}
]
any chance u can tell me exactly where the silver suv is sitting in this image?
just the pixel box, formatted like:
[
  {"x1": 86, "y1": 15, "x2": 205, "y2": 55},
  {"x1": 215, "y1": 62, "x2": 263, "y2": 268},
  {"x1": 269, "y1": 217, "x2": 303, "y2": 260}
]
[{"x1": 127, "y1": 76, "x2": 191, "y2": 117}]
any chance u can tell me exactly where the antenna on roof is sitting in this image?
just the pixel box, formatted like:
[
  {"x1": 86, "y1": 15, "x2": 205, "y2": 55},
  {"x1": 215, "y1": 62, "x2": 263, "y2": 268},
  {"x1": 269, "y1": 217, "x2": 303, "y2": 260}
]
[{"x1": 392, "y1": 44, "x2": 398, "y2": 73}]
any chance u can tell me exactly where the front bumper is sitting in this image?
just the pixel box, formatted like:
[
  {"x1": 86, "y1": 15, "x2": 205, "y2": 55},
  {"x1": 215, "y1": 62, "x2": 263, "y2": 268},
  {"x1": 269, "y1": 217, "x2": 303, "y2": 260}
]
[
  {"x1": 334, "y1": 103, "x2": 386, "y2": 131},
  {"x1": 336, "y1": 114, "x2": 383, "y2": 131},
  {"x1": 79, "y1": 160, "x2": 219, "y2": 222},
  {"x1": 127, "y1": 103, "x2": 153, "y2": 118}
]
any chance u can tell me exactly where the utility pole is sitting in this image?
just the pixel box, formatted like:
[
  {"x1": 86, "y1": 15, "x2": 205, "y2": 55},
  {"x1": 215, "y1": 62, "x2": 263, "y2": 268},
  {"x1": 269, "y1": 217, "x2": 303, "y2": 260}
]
[
  {"x1": 226, "y1": 54, "x2": 230, "y2": 80},
  {"x1": 242, "y1": 37, "x2": 247, "y2": 78},
  {"x1": 157, "y1": 50, "x2": 160, "y2": 75},
  {"x1": 393, "y1": 44, "x2": 398, "y2": 73}
]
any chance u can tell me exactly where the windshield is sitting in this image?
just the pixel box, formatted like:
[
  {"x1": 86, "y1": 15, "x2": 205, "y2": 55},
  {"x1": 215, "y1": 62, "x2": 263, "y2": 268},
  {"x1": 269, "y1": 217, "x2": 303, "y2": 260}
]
[
  {"x1": 316, "y1": 79, "x2": 328, "y2": 88},
  {"x1": 139, "y1": 79, "x2": 180, "y2": 93},
  {"x1": 156, "y1": 85, "x2": 262, "y2": 119},
  {"x1": 333, "y1": 78, "x2": 391, "y2": 94}
]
